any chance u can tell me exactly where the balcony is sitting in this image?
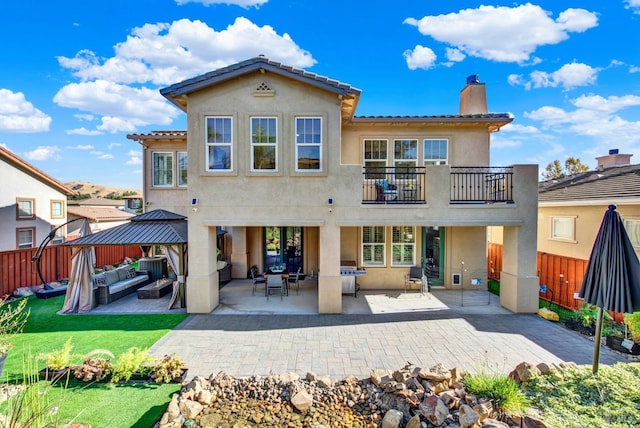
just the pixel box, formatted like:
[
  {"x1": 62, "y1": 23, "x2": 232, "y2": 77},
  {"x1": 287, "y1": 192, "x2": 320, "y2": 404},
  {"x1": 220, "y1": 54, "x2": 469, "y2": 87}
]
[{"x1": 362, "y1": 166, "x2": 514, "y2": 205}]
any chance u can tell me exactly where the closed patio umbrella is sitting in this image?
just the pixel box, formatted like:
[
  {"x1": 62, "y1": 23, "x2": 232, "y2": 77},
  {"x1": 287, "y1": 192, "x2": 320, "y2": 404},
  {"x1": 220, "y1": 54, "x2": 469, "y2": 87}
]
[
  {"x1": 61, "y1": 219, "x2": 96, "y2": 313},
  {"x1": 578, "y1": 204, "x2": 640, "y2": 373}
]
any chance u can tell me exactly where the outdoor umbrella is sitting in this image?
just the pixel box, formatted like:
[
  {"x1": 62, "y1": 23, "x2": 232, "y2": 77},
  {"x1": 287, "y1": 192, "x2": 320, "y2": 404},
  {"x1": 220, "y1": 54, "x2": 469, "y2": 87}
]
[
  {"x1": 61, "y1": 219, "x2": 96, "y2": 313},
  {"x1": 578, "y1": 204, "x2": 640, "y2": 373}
]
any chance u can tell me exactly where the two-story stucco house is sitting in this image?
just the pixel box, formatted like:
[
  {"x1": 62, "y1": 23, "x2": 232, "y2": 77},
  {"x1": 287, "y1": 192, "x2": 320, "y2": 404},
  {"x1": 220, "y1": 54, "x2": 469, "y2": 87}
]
[
  {"x1": 128, "y1": 56, "x2": 539, "y2": 315},
  {"x1": 0, "y1": 145, "x2": 74, "y2": 251}
]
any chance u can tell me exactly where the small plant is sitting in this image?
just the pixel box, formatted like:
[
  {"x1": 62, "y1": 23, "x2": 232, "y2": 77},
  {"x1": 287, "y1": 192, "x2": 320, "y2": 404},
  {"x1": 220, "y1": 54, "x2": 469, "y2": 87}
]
[
  {"x1": 463, "y1": 371, "x2": 529, "y2": 418},
  {"x1": 149, "y1": 353, "x2": 185, "y2": 384},
  {"x1": 0, "y1": 295, "x2": 30, "y2": 355},
  {"x1": 624, "y1": 312, "x2": 640, "y2": 343},
  {"x1": 73, "y1": 350, "x2": 114, "y2": 382},
  {"x1": 38, "y1": 338, "x2": 78, "y2": 371},
  {"x1": 111, "y1": 347, "x2": 154, "y2": 383},
  {"x1": 573, "y1": 303, "x2": 611, "y2": 328}
]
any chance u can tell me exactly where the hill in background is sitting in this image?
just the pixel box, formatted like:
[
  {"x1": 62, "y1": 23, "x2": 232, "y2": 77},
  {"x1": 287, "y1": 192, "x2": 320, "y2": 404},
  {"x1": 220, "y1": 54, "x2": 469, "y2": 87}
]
[{"x1": 65, "y1": 181, "x2": 141, "y2": 199}]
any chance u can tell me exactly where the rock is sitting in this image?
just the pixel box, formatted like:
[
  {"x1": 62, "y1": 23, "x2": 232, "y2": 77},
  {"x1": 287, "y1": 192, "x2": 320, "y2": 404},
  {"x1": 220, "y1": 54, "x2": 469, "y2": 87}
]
[
  {"x1": 458, "y1": 403, "x2": 480, "y2": 427},
  {"x1": 482, "y1": 418, "x2": 509, "y2": 428},
  {"x1": 380, "y1": 409, "x2": 403, "y2": 428},
  {"x1": 405, "y1": 415, "x2": 422, "y2": 428},
  {"x1": 473, "y1": 399, "x2": 492, "y2": 421},
  {"x1": 439, "y1": 390, "x2": 460, "y2": 409},
  {"x1": 280, "y1": 372, "x2": 300, "y2": 383},
  {"x1": 197, "y1": 389, "x2": 213, "y2": 405},
  {"x1": 291, "y1": 389, "x2": 313, "y2": 412},
  {"x1": 163, "y1": 394, "x2": 180, "y2": 421},
  {"x1": 418, "y1": 395, "x2": 449, "y2": 426},
  {"x1": 509, "y1": 362, "x2": 541, "y2": 383},
  {"x1": 535, "y1": 362, "x2": 554, "y2": 375},
  {"x1": 370, "y1": 369, "x2": 394, "y2": 387},
  {"x1": 509, "y1": 414, "x2": 553, "y2": 428},
  {"x1": 13, "y1": 287, "x2": 34, "y2": 297},
  {"x1": 179, "y1": 399, "x2": 204, "y2": 420},
  {"x1": 418, "y1": 364, "x2": 452, "y2": 383},
  {"x1": 317, "y1": 376, "x2": 333, "y2": 388}
]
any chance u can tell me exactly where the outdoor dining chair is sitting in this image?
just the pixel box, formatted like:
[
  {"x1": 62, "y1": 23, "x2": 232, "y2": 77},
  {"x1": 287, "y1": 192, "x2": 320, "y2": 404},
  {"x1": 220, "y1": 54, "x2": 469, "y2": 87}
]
[
  {"x1": 250, "y1": 265, "x2": 265, "y2": 295},
  {"x1": 265, "y1": 273, "x2": 285, "y2": 300},
  {"x1": 404, "y1": 266, "x2": 424, "y2": 293},
  {"x1": 288, "y1": 267, "x2": 302, "y2": 295}
]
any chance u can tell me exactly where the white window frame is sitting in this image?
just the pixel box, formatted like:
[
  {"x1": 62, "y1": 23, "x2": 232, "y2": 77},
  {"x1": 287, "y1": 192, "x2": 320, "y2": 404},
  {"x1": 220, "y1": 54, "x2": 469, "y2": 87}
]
[
  {"x1": 393, "y1": 139, "x2": 418, "y2": 182},
  {"x1": 392, "y1": 226, "x2": 415, "y2": 266},
  {"x1": 623, "y1": 218, "x2": 640, "y2": 248},
  {"x1": 362, "y1": 226, "x2": 386, "y2": 266},
  {"x1": 550, "y1": 216, "x2": 576, "y2": 242},
  {"x1": 250, "y1": 116, "x2": 277, "y2": 172},
  {"x1": 152, "y1": 152, "x2": 174, "y2": 187},
  {"x1": 17, "y1": 227, "x2": 34, "y2": 249},
  {"x1": 51, "y1": 225, "x2": 65, "y2": 244},
  {"x1": 177, "y1": 152, "x2": 188, "y2": 187},
  {"x1": 206, "y1": 116, "x2": 233, "y2": 172},
  {"x1": 17, "y1": 198, "x2": 35, "y2": 220},
  {"x1": 423, "y1": 139, "x2": 448, "y2": 165},
  {"x1": 363, "y1": 139, "x2": 388, "y2": 178},
  {"x1": 295, "y1": 116, "x2": 322, "y2": 172}
]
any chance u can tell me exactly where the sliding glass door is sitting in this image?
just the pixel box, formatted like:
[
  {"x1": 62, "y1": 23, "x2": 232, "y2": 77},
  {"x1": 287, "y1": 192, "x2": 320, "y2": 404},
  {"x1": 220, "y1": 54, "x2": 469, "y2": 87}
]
[{"x1": 264, "y1": 226, "x2": 303, "y2": 272}]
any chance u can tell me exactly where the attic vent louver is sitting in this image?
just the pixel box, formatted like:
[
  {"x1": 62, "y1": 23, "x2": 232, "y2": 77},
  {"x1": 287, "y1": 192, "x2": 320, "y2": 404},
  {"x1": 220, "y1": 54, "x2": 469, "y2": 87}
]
[{"x1": 253, "y1": 81, "x2": 275, "y2": 97}]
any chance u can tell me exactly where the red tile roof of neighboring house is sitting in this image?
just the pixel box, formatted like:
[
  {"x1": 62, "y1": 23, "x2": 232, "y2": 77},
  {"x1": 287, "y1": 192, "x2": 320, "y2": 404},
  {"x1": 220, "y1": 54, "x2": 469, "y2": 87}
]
[
  {"x1": 0, "y1": 145, "x2": 73, "y2": 195},
  {"x1": 67, "y1": 206, "x2": 134, "y2": 222}
]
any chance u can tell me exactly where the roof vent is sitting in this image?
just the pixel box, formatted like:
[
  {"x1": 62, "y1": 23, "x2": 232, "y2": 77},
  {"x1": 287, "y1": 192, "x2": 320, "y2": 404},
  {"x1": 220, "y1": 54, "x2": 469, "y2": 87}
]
[{"x1": 466, "y1": 74, "x2": 480, "y2": 85}]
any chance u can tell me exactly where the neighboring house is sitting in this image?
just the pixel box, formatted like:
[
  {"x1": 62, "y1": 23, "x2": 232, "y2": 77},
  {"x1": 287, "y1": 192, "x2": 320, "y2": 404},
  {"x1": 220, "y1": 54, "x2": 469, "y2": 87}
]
[
  {"x1": 0, "y1": 145, "x2": 74, "y2": 251},
  {"x1": 123, "y1": 192, "x2": 143, "y2": 214},
  {"x1": 537, "y1": 150, "x2": 640, "y2": 261},
  {"x1": 127, "y1": 56, "x2": 539, "y2": 315},
  {"x1": 66, "y1": 206, "x2": 135, "y2": 239}
]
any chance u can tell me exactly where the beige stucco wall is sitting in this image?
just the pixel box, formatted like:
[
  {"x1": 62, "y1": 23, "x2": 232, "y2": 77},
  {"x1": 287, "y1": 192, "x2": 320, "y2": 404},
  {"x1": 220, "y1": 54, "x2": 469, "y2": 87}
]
[{"x1": 538, "y1": 203, "x2": 640, "y2": 260}]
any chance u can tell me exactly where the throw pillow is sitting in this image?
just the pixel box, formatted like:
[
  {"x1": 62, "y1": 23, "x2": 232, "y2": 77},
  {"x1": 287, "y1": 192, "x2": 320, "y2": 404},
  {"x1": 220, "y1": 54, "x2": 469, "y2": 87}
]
[
  {"x1": 104, "y1": 269, "x2": 120, "y2": 286},
  {"x1": 127, "y1": 268, "x2": 137, "y2": 279},
  {"x1": 93, "y1": 274, "x2": 107, "y2": 286},
  {"x1": 116, "y1": 266, "x2": 130, "y2": 281}
]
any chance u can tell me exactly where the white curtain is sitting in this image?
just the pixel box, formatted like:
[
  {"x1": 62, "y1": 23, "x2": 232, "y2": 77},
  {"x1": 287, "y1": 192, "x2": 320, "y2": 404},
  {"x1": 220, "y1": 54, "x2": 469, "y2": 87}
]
[{"x1": 164, "y1": 244, "x2": 186, "y2": 309}]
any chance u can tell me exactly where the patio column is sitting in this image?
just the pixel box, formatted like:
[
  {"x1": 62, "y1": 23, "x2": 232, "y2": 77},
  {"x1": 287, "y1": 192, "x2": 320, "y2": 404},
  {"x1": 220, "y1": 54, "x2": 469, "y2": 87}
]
[
  {"x1": 229, "y1": 226, "x2": 248, "y2": 280},
  {"x1": 187, "y1": 224, "x2": 219, "y2": 313},
  {"x1": 318, "y1": 223, "x2": 341, "y2": 314}
]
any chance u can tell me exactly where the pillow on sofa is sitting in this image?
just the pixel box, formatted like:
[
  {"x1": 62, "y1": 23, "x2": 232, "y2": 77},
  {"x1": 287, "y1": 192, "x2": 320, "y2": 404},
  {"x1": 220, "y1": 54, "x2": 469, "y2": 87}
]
[
  {"x1": 126, "y1": 268, "x2": 137, "y2": 279},
  {"x1": 104, "y1": 269, "x2": 120, "y2": 285},
  {"x1": 116, "y1": 266, "x2": 130, "y2": 281},
  {"x1": 93, "y1": 273, "x2": 107, "y2": 286}
]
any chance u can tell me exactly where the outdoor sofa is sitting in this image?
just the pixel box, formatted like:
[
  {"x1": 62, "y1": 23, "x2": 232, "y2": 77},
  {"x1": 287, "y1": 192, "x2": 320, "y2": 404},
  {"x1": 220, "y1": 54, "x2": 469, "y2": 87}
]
[{"x1": 92, "y1": 266, "x2": 151, "y2": 305}]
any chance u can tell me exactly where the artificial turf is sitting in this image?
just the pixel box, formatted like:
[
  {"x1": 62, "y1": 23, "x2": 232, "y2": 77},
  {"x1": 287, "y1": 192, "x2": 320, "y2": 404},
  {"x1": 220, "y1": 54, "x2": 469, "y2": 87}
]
[{"x1": 1, "y1": 295, "x2": 189, "y2": 426}]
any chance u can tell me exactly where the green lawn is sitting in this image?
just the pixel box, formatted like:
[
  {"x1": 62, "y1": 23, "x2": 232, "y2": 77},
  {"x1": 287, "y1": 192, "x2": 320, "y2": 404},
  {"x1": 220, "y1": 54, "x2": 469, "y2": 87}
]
[{"x1": 2, "y1": 295, "x2": 188, "y2": 427}]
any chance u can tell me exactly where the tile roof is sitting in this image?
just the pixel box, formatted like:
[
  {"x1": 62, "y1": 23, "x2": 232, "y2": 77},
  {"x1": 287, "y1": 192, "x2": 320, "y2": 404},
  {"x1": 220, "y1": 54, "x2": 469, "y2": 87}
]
[
  {"x1": 127, "y1": 130, "x2": 187, "y2": 141},
  {"x1": 67, "y1": 206, "x2": 134, "y2": 222},
  {"x1": 160, "y1": 56, "x2": 361, "y2": 104},
  {"x1": 538, "y1": 164, "x2": 640, "y2": 203}
]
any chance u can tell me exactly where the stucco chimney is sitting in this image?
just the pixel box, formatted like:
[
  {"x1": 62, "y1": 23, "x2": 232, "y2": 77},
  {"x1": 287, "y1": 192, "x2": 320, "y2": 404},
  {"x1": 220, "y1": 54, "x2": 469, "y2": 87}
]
[
  {"x1": 596, "y1": 149, "x2": 633, "y2": 170},
  {"x1": 459, "y1": 74, "x2": 488, "y2": 115}
]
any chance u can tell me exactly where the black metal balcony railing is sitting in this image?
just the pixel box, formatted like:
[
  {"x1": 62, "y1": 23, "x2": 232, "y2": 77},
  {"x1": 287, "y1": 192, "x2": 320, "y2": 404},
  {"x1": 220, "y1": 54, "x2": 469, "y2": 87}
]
[
  {"x1": 450, "y1": 166, "x2": 514, "y2": 204},
  {"x1": 362, "y1": 166, "x2": 426, "y2": 204}
]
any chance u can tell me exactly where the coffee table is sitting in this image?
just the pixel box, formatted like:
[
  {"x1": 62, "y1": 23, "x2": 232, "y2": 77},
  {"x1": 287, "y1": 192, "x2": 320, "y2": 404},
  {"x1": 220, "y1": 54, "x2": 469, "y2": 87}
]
[{"x1": 137, "y1": 278, "x2": 173, "y2": 299}]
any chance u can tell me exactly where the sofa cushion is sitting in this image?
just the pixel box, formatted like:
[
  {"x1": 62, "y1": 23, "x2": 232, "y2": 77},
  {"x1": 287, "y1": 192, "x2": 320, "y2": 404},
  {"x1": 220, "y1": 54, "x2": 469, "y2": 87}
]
[
  {"x1": 104, "y1": 269, "x2": 120, "y2": 286},
  {"x1": 93, "y1": 273, "x2": 107, "y2": 286},
  {"x1": 116, "y1": 266, "x2": 130, "y2": 281},
  {"x1": 126, "y1": 268, "x2": 137, "y2": 279},
  {"x1": 108, "y1": 274, "x2": 148, "y2": 294}
]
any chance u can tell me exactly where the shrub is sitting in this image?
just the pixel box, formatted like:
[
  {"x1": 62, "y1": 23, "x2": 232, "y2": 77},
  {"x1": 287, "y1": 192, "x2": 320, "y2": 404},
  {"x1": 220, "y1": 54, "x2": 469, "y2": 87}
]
[
  {"x1": 111, "y1": 347, "x2": 154, "y2": 383},
  {"x1": 149, "y1": 353, "x2": 185, "y2": 384},
  {"x1": 0, "y1": 296, "x2": 30, "y2": 355},
  {"x1": 38, "y1": 338, "x2": 78, "y2": 371},
  {"x1": 463, "y1": 371, "x2": 528, "y2": 417}
]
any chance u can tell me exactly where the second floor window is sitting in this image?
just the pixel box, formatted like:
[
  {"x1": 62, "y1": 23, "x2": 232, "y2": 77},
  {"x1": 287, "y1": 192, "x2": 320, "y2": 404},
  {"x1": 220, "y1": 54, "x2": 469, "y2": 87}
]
[
  {"x1": 624, "y1": 219, "x2": 640, "y2": 248},
  {"x1": 178, "y1": 152, "x2": 188, "y2": 187},
  {"x1": 393, "y1": 139, "x2": 417, "y2": 179},
  {"x1": 424, "y1": 139, "x2": 448, "y2": 165},
  {"x1": 207, "y1": 116, "x2": 232, "y2": 171},
  {"x1": 295, "y1": 117, "x2": 321, "y2": 171},
  {"x1": 51, "y1": 200, "x2": 64, "y2": 218},
  {"x1": 251, "y1": 117, "x2": 277, "y2": 171},
  {"x1": 152, "y1": 152, "x2": 173, "y2": 187},
  {"x1": 17, "y1": 198, "x2": 35, "y2": 220},
  {"x1": 362, "y1": 226, "x2": 385, "y2": 266},
  {"x1": 363, "y1": 139, "x2": 388, "y2": 178}
]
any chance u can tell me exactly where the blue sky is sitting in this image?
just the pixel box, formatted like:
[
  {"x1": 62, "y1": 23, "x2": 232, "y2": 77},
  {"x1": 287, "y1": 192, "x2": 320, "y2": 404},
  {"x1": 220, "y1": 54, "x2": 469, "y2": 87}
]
[{"x1": 1, "y1": 0, "x2": 639, "y2": 189}]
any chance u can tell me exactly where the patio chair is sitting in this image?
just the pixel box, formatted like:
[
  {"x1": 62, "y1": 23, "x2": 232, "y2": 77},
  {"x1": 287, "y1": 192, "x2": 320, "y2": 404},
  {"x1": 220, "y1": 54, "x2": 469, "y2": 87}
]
[
  {"x1": 288, "y1": 267, "x2": 302, "y2": 295},
  {"x1": 265, "y1": 274, "x2": 285, "y2": 300},
  {"x1": 250, "y1": 265, "x2": 265, "y2": 295},
  {"x1": 404, "y1": 266, "x2": 423, "y2": 293}
]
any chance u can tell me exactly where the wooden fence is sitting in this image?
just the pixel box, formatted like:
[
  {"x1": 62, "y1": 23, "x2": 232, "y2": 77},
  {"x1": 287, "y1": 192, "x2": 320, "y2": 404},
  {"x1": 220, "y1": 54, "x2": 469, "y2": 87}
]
[
  {"x1": 488, "y1": 243, "x2": 625, "y2": 322},
  {"x1": 0, "y1": 245, "x2": 142, "y2": 297}
]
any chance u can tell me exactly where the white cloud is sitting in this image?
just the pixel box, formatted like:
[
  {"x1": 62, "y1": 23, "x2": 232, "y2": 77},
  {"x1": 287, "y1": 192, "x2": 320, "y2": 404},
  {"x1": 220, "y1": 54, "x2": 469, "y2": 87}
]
[
  {"x1": 624, "y1": 0, "x2": 640, "y2": 14},
  {"x1": 0, "y1": 89, "x2": 52, "y2": 133},
  {"x1": 90, "y1": 150, "x2": 114, "y2": 159},
  {"x1": 125, "y1": 150, "x2": 142, "y2": 165},
  {"x1": 525, "y1": 93, "x2": 640, "y2": 153},
  {"x1": 445, "y1": 48, "x2": 465, "y2": 62},
  {"x1": 490, "y1": 137, "x2": 521, "y2": 149},
  {"x1": 67, "y1": 128, "x2": 104, "y2": 136},
  {"x1": 53, "y1": 80, "x2": 179, "y2": 133},
  {"x1": 108, "y1": 143, "x2": 123, "y2": 150},
  {"x1": 23, "y1": 146, "x2": 61, "y2": 161},
  {"x1": 175, "y1": 0, "x2": 268, "y2": 7},
  {"x1": 57, "y1": 17, "x2": 315, "y2": 86},
  {"x1": 73, "y1": 113, "x2": 95, "y2": 121},
  {"x1": 404, "y1": 4, "x2": 598, "y2": 64},
  {"x1": 501, "y1": 123, "x2": 541, "y2": 134},
  {"x1": 403, "y1": 45, "x2": 437, "y2": 70},
  {"x1": 629, "y1": 65, "x2": 640, "y2": 73},
  {"x1": 518, "y1": 62, "x2": 600, "y2": 90},
  {"x1": 69, "y1": 144, "x2": 94, "y2": 150}
]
